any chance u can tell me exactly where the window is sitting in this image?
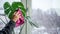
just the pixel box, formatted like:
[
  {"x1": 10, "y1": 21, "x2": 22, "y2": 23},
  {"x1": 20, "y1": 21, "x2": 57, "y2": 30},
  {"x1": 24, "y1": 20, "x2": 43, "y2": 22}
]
[{"x1": 31, "y1": 0, "x2": 60, "y2": 34}]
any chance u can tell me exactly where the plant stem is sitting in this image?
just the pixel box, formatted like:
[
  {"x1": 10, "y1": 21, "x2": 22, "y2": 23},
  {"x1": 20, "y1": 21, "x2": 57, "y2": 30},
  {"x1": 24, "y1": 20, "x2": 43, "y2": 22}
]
[{"x1": 19, "y1": 23, "x2": 25, "y2": 34}]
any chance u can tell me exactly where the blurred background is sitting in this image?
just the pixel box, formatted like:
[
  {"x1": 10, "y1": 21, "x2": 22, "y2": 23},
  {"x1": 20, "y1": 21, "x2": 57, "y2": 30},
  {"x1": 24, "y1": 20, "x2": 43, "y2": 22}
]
[{"x1": 0, "y1": 0, "x2": 60, "y2": 34}]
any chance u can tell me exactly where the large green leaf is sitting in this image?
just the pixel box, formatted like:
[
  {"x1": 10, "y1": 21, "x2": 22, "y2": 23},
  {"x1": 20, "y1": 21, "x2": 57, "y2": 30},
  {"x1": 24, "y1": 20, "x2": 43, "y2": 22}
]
[
  {"x1": 4, "y1": 2, "x2": 26, "y2": 19},
  {"x1": 12, "y1": 2, "x2": 24, "y2": 12},
  {"x1": 20, "y1": 7, "x2": 26, "y2": 17},
  {"x1": 4, "y1": 2, "x2": 11, "y2": 15},
  {"x1": 12, "y1": 2, "x2": 26, "y2": 17}
]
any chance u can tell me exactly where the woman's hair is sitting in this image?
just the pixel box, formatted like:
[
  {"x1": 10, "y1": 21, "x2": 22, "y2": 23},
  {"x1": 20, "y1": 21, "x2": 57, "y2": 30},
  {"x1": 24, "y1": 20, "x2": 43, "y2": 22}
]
[
  {"x1": 15, "y1": 8, "x2": 20, "y2": 12},
  {"x1": 15, "y1": 10, "x2": 18, "y2": 12}
]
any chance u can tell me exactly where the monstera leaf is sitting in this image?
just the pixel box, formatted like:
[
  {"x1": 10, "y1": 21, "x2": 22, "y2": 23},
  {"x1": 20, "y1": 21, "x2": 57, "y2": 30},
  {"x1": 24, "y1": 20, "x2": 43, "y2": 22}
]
[
  {"x1": 4, "y1": 2, "x2": 26, "y2": 19},
  {"x1": 12, "y1": 2, "x2": 26, "y2": 17},
  {"x1": 4, "y1": 2, "x2": 11, "y2": 15}
]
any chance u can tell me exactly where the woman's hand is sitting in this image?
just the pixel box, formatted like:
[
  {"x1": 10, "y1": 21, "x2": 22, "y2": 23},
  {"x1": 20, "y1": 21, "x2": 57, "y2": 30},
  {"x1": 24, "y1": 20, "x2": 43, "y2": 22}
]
[{"x1": 12, "y1": 11, "x2": 20, "y2": 22}]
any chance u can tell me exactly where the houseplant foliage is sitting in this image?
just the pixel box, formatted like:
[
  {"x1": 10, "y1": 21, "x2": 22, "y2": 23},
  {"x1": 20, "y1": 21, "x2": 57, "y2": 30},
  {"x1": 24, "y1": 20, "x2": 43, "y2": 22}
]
[
  {"x1": 4, "y1": 2, "x2": 26, "y2": 19},
  {"x1": 0, "y1": 2, "x2": 38, "y2": 34}
]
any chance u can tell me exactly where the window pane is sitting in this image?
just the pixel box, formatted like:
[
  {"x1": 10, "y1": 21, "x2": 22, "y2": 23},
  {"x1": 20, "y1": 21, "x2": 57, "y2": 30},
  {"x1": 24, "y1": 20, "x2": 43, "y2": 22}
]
[{"x1": 31, "y1": 0, "x2": 60, "y2": 34}]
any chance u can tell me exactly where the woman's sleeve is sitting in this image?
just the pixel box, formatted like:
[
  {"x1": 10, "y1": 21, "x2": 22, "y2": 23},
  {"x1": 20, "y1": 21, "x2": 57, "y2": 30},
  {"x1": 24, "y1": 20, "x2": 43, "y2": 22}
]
[{"x1": 0, "y1": 20, "x2": 15, "y2": 34}]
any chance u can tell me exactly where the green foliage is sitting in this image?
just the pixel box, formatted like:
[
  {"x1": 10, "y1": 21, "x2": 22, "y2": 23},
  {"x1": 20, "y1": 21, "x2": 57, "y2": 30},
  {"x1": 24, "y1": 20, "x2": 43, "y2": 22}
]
[
  {"x1": 4, "y1": 2, "x2": 11, "y2": 15},
  {"x1": 4, "y1": 2, "x2": 26, "y2": 19}
]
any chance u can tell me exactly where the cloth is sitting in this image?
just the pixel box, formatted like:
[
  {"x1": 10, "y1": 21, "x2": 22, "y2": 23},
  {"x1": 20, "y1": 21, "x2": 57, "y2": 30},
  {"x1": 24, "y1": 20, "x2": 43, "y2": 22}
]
[{"x1": 0, "y1": 20, "x2": 15, "y2": 34}]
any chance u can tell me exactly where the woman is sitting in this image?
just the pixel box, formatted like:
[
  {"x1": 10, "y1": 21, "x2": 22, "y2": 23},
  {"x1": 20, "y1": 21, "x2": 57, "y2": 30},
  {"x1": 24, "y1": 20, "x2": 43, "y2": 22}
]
[{"x1": 0, "y1": 10, "x2": 20, "y2": 34}]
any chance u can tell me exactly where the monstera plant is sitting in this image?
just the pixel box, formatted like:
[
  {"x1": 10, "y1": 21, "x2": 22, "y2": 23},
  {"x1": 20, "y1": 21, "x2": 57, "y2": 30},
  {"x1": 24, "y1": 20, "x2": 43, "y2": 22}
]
[
  {"x1": 0, "y1": 2, "x2": 38, "y2": 34},
  {"x1": 4, "y1": 2, "x2": 26, "y2": 19}
]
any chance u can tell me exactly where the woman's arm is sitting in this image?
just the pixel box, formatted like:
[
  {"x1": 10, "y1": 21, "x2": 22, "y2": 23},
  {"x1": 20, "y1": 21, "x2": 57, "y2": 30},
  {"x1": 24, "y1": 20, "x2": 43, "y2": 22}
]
[
  {"x1": 0, "y1": 11, "x2": 20, "y2": 34},
  {"x1": 0, "y1": 20, "x2": 15, "y2": 34}
]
